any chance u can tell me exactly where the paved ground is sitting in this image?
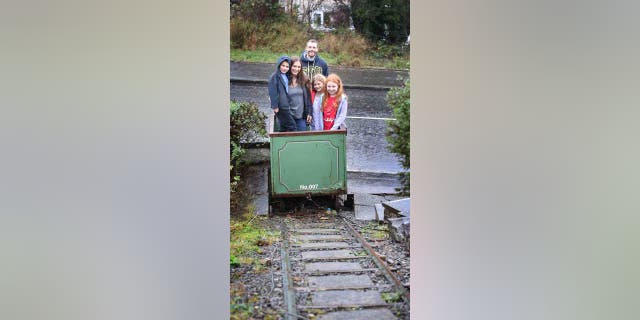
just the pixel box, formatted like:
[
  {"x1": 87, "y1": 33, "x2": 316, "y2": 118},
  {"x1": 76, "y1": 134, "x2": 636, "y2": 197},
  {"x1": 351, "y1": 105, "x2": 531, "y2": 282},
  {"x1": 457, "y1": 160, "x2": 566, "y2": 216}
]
[
  {"x1": 230, "y1": 61, "x2": 409, "y2": 89},
  {"x1": 231, "y1": 82, "x2": 404, "y2": 173},
  {"x1": 238, "y1": 160, "x2": 402, "y2": 217},
  {"x1": 232, "y1": 62, "x2": 409, "y2": 218},
  {"x1": 231, "y1": 61, "x2": 408, "y2": 174}
]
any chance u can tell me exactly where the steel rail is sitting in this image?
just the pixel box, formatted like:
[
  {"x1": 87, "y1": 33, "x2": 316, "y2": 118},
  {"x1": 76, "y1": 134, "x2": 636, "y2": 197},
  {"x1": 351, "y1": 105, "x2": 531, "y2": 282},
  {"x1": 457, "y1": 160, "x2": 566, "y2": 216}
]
[
  {"x1": 280, "y1": 215, "x2": 408, "y2": 318},
  {"x1": 280, "y1": 222, "x2": 298, "y2": 320},
  {"x1": 340, "y1": 215, "x2": 410, "y2": 303}
]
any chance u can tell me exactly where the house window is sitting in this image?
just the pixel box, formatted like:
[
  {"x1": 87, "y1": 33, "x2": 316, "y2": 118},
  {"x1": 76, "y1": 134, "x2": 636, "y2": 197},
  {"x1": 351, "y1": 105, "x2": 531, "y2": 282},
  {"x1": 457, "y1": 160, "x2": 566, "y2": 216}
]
[{"x1": 312, "y1": 11, "x2": 323, "y2": 28}]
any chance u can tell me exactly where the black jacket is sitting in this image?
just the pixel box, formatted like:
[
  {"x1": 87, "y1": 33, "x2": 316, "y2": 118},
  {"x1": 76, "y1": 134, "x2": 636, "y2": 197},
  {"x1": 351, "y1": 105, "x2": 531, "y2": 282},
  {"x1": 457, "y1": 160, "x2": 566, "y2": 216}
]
[{"x1": 300, "y1": 51, "x2": 329, "y2": 79}]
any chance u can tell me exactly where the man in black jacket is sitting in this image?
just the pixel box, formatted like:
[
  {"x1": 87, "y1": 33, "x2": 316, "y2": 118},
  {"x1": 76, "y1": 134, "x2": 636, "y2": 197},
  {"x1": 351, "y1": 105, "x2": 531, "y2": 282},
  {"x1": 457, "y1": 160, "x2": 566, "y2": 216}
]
[{"x1": 300, "y1": 39, "x2": 329, "y2": 80}]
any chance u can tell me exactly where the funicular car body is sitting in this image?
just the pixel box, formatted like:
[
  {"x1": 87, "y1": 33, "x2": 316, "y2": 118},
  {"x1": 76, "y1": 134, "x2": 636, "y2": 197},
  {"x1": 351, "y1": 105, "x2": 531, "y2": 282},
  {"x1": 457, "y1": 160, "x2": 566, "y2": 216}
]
[{"x1": 268, "y1": 115, "x2": 348, "y2": 213}]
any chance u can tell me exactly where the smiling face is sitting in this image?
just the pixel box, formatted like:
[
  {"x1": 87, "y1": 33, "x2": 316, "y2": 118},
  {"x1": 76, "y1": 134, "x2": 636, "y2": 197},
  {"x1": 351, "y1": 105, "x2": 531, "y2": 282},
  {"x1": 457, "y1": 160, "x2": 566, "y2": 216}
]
[
  {"x1": 291, "y1": 61, "x2": 301, "y2": 76},
  {"x1": 279, "y1": 61, "x2": 290, "y2": 74},
  {"x1": 326, "y1": 81, "x2": 339, "y2": 96},
  {"x1": 305, "y1": 41, "x2": 318, "y2": 59},
  {"x1": 313, "y1": 80, "x2": 325, "y2": 92}
]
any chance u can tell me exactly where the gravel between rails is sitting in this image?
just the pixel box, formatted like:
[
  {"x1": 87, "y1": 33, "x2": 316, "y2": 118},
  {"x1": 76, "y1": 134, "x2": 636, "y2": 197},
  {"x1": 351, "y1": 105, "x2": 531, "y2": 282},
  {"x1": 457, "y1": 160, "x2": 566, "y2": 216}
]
[{"x1": 230, "y1": 207, "x2": 410, "y2": 319}]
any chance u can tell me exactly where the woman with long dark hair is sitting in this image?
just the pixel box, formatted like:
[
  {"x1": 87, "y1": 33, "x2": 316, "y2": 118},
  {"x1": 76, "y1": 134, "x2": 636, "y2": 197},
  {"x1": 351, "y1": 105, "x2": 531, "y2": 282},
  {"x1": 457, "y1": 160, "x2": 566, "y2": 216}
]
[{"x1": 287, "y1": 56, "x2": 313, "y2": 131}]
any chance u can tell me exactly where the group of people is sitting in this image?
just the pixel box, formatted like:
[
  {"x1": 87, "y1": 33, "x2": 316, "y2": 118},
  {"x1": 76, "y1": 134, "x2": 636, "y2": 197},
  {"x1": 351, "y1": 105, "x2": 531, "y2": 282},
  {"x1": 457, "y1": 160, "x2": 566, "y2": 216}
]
[{"x1": 268, "y1": 39, "x2": 348, "y2": 132}]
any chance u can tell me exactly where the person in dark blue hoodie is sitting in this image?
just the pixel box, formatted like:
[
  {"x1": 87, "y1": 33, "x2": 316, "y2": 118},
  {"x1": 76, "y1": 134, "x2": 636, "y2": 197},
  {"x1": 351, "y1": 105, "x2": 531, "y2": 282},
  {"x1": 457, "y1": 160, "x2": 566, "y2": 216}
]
[
  {"x1": 268, "y1": 56, "x2": 296, "y2": 132},
  {"x1": 300, "y1": 39, "x2": 329, "y2": 80}
]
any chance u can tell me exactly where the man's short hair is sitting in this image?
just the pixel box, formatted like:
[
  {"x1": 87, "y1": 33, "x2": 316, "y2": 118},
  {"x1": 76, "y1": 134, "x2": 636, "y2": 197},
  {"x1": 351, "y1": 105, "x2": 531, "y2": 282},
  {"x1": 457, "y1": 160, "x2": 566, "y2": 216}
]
[{"x1": 307, "y1": 39, "x2": 318, "y2": 46}]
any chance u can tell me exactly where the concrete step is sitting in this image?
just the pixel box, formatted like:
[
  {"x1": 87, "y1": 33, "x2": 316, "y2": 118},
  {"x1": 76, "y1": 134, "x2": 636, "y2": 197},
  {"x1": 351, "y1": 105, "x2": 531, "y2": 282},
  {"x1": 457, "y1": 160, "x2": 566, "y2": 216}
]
[
  {"x1": 311, "y1": 290, "x2": 387, "y2": 307},
  {"x1": 381, "y1": 198, "x2": 410, "y2": 217},
  {"x1": 295, "y1": 242, "x2": 357, "y2": 249},
  {"x1": 317, "y1": 308, "x2": 398, "y2": 320},
  {"x1": 300, "y1": 250, "x2": 359, "y2": 260},
  {"x1": 293, "y1": 234, "x2": 345, "y2": 242},
  {"x1": 305, "y1": 262, "x2": 363, "y2": 272},
  {"x1": 354, "y1": 193, "x2": 388, "y2": 221},
  {"x1": 307, "y1": 274, "x2": 374, "y2": 289},
  {"x1": 294, "y1": 228, "x2": 340, "y2": 234}
]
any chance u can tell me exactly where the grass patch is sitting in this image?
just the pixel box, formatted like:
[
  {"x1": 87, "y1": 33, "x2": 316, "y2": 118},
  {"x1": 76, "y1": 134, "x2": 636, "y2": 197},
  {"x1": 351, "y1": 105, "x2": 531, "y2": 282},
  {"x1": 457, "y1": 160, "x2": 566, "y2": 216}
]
[
  {"x1": 230, "y1": 212, "x2": 280, "y2": 269},
  {"x1": 230, "y1": 15, "x2": 409, "y2": 69},
  {"x1": 232, "y1": 48, "x2": 409, "y2": 69},
  {"x1": 354, "y1": 250, "x2": 368, "y2": 256},
  {"x1": 381, "y1": 291, "x2": 404, "y2": 303},
  {"x1": 360, "y1": 222, "x2": 389, "y2": 240}
]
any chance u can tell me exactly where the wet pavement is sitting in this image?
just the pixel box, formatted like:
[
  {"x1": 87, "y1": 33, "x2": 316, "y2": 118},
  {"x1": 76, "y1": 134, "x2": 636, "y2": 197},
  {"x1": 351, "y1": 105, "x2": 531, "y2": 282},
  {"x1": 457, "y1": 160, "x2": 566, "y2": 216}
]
[
  {"x1": 230, "y1": 61, "x2": 408, "y2": 90},
  {"x1": 231, "y1": 62, "x2": 408, "y2": 216},
  {"x1": 231, "y1": 82, "x2": 395, "y2": 119},
  {"x1": 231, "y1": 63, "x2": 407, "y2": 175},
  {"x1": 234, "y1": 160, "x2": 402, "y2": 216},
  {"x1": 231, "y1": 82, "x2": 403, "y2": 173}
]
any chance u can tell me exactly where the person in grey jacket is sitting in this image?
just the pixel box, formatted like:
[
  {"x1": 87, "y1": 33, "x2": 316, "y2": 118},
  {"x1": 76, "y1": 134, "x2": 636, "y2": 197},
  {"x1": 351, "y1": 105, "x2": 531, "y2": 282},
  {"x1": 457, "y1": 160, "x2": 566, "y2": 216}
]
[
  {"x1": 287, "y1": 56, "x2": 313, "y2": 131},
  {"x1": 267, "y1": 56, "x2": 296, "y2": 132}
]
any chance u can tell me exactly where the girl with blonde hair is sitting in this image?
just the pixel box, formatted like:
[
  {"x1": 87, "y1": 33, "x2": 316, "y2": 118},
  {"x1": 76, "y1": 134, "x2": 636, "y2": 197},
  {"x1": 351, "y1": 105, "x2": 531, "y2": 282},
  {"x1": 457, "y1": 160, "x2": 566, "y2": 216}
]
[{"x1": 316, "y1": 73, "x2": 347, "y2": 130}]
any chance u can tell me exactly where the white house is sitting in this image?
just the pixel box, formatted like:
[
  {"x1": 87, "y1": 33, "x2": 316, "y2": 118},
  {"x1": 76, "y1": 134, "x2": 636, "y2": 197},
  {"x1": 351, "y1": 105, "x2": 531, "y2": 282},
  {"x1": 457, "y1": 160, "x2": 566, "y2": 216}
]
[{"x1": 280, "y1": 0, "x2": 353, "y2": 31}]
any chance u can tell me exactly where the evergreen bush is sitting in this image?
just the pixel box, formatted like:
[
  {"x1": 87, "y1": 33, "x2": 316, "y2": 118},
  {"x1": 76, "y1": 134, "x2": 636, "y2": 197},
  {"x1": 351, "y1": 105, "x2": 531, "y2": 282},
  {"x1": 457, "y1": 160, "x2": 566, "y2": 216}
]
[
  {"x1": 230, "y1": 101, "x2": 267, "y2": 198},
  {"x1": 386, "y1": 78, "x2": 410, "y2": 194}
]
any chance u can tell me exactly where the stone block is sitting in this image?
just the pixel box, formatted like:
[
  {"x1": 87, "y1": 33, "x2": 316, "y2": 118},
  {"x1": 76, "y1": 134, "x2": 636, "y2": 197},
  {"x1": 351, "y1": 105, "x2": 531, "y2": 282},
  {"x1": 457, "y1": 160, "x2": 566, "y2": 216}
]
[
  {"x1": 387, "y1": 217, "x2": 410, "y2": 242},
  {"x1": 382, "y1": 198, "x2": 410, "y2": 217},
  {"x1": 311, "y1": 290, "x2": 385, "y2": 306},
  {"x1": 305, "y1": 262, "x2": 363, "y2": 272},
  {"x1": 297, "y1": 242, "x2": 352, "y2": 249},
  {"x1": 307, "y1": 275, "x2": 373, "y2": 289},
  {"x1": 354, "y1": 193, "x2": 388, "y2": 221},
  {"x1": 318, "y1": 308, "x2": 398, "y2": 320},
  {"x1": 301, "y1": 250, "x2": 356, "y2": 260}
]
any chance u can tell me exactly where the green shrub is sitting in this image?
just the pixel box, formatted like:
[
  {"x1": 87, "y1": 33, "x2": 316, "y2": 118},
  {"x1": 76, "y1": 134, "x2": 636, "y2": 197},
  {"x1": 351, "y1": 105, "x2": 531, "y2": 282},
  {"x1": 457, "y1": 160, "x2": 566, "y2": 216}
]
[
  {"x1": 386, "y1": 78, "x2": 410, "y2": 195},
  {"x1": 230, "y1": 100, "x2": 267, "y2": 146},
  {"x1": 230, "y1": 100, "x2": 267, "y2": 198}
]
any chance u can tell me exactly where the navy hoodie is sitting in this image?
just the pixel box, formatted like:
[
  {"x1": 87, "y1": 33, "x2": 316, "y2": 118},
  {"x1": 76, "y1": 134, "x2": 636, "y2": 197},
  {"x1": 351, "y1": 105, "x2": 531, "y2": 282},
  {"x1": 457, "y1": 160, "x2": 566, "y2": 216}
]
[
  {"x1": 300, "y1": 51, "x2": 329, "y2": 79},
  {"x1": 268, "y1": 56, "x2": 291, "y2": 110}
]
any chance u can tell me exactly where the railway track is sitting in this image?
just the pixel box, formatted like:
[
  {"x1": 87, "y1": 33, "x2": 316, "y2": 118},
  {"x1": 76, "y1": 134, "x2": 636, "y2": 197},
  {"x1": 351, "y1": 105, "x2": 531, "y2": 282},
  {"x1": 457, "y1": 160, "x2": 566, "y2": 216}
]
[{"x1": 278, "y1": 211, "x2": 409, "y2": 320}]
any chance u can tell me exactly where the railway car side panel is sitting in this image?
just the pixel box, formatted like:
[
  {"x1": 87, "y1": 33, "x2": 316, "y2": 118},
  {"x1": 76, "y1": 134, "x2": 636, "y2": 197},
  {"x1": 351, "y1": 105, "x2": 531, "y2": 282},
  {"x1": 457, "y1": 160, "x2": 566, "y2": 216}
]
[{"x1": 269, "y1": 131, "x2": 347, "y2": 198}]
